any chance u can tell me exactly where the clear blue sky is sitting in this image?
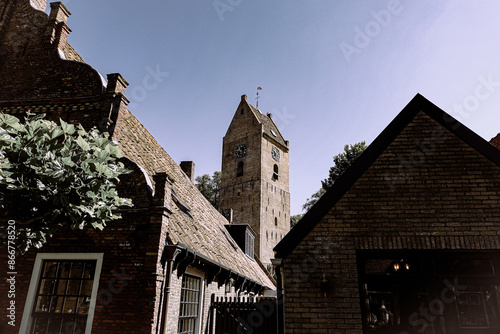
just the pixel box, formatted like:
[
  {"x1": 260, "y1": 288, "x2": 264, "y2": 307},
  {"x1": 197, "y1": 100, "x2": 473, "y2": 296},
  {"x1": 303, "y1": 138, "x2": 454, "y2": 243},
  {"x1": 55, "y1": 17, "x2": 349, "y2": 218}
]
[{"x1": 55, "y1": 1, "x2": 500, "y2": 215}]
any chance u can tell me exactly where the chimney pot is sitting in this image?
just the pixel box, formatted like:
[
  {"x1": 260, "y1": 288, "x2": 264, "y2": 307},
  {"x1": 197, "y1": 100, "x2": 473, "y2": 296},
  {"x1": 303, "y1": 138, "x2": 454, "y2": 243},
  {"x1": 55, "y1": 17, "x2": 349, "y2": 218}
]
[
  {"x1": 49, "y1": 2, "x2": 71, "y2": 23},
  {"x1": 106, "y1": 73, "x2": 129, "y2": 94}
]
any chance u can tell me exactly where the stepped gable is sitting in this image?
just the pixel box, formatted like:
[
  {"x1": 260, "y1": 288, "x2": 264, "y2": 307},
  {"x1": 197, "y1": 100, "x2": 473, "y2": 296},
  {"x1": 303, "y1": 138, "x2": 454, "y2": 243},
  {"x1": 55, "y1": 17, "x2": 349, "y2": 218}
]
[
  {"x1": 0, "y1": 1, "x2": 103, "y2": 102},
  {"x1": 114, "y1": 107, "x2": 275, "y2": 288}
]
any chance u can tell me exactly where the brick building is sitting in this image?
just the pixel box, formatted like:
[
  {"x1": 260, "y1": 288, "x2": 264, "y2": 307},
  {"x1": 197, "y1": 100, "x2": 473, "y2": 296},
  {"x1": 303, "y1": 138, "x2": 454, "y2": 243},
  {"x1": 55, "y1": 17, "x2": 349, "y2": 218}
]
[
  {"x1": 0, "y1": 2, "x2": 274, "y2": 334},
  {"x1": 219, "y1": 95, "x2": 291, "y2": 268},
  {"x1": 273, "y1": 94, "x2": 500, "y2": 333}
]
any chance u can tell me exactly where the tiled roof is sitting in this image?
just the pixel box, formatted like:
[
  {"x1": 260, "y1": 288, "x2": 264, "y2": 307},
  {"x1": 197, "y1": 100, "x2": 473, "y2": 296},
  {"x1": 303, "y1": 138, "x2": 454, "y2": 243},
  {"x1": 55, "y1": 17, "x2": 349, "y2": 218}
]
[
  {"x1": 246, "y1": 101, "x2": 288, "y2": 149},
  {"x1": 115, "y1": 108, "x2": 275, "y2": 289},
  {"x1": 491, "y1": 133, "x2": 500, "y2": 149},
  {"x1": 62, "y1": 43, "x2": 85, "y2": 63}
]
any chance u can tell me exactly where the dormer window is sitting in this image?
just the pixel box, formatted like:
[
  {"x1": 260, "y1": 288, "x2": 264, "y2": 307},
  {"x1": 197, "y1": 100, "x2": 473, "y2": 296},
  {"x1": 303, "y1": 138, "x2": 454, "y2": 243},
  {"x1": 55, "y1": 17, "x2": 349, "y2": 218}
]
[{"x1": 224, "y1": 224, "x2": 255, "y2": 259}]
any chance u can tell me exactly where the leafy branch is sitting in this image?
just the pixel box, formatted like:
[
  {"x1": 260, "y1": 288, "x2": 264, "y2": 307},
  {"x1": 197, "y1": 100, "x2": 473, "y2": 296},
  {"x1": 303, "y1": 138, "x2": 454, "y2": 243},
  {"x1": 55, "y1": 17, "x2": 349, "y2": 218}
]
[{"x1": 0, "y1": 113, "x2": 132, "y2": 254}]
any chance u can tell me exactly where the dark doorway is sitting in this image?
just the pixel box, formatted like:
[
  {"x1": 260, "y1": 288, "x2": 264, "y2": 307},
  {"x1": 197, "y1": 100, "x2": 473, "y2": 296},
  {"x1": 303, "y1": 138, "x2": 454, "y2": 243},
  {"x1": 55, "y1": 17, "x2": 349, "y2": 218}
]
[{"x1": 357, "y1": 251, "x2": 500, "y2": 334}]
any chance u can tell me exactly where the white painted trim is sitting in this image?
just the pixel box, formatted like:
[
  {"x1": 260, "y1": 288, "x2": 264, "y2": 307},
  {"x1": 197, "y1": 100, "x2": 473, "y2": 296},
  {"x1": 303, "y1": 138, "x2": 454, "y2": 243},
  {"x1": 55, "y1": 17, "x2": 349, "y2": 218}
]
[
  {"x1": 19, "y1": 253, "x2": 104, "y2": 334},
  {"x1": 179, "y1": 268, "x2": 205, "y2": 334}
]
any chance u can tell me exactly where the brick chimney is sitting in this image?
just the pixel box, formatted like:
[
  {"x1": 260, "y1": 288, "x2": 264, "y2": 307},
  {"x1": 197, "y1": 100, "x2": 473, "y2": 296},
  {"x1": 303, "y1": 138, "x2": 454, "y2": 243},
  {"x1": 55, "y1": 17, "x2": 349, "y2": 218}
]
[{"x1": 180, "y1": 161, "x2": 195, "y2": 183}]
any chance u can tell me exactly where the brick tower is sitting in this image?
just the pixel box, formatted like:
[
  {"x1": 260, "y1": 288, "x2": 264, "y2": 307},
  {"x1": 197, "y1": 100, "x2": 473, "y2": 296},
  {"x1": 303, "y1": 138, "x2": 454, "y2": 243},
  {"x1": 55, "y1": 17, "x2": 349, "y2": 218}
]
[{"x1": 219, "y1": 95, "x2": 290, "y2": 268}]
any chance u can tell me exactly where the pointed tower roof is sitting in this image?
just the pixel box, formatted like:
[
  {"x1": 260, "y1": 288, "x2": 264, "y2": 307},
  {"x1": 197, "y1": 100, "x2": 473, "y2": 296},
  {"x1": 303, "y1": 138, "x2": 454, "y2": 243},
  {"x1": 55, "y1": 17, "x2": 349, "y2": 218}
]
[{"x1": 237, "y1": 95, "x2": 289, "y2": 150}]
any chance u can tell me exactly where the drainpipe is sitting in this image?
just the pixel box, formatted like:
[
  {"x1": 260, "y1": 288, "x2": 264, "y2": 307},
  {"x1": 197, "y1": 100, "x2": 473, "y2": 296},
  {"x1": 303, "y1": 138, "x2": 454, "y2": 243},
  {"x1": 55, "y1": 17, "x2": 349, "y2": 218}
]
[
  {"x1": 158, "y1": 245, "x2": 181, "y2": 334},
  {"x1": 272, "y1": 258, "x2": 285, "y2": 334}
]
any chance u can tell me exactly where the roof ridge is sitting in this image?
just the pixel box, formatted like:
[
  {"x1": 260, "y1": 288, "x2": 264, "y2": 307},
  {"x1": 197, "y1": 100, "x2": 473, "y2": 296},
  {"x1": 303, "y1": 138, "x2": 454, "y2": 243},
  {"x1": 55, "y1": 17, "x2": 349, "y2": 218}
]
[{"x1": 274, "y1": 93, "x2": 500, "y2": 259}]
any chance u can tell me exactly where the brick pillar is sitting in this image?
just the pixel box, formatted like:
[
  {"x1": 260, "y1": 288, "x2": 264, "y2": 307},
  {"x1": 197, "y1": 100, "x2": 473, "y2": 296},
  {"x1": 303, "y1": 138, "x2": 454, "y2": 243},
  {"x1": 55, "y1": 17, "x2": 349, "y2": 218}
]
[
  {"x1": 46, "y1": 2, "x2": 71, "y2": 47},
  {"x1": 53, "y1": 22, "x2": 71, "y2": 49},
  {"x1": 148, "y1": 172, "x2": 174, "y2": 334}
]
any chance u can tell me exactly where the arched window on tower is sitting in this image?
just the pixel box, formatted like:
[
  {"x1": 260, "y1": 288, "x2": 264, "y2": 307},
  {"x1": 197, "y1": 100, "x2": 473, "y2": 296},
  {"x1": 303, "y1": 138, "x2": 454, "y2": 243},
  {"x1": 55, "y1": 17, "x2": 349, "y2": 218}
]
[
  {"x1": 237, "y1": 161, "x2": 244, "y2": 177},
  {"x1": 272, "y1": 164, "x2": 279, "y2": 181}
]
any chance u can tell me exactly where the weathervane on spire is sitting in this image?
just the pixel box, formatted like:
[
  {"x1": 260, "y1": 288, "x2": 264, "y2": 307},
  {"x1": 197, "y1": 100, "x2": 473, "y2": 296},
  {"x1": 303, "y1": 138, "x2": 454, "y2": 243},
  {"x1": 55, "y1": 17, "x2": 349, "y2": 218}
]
[{"x1": 256, "y1": 87, "x2": 262, "y2": 109}]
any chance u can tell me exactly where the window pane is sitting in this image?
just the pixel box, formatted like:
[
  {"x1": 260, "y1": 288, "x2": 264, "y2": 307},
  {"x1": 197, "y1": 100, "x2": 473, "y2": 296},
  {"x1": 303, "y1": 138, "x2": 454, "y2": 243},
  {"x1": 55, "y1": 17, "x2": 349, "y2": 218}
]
[
  {"x1": 39, "y1": 279, "x2": 55, "y2": 295},
  {"x1": 42, "y1": 262, "x2": 59, "y2": 278},
  {"x1": 81, "y1": 280, "x2": 93, "y2": 296},
  {"x1": 51, "y1": 296, "x2": 63, "y2": 313},
  {"x1": 60, "y1": 263, "x2": 71, "y2": 278},
  {"x1": 56, "y1": 280, "x2": 67, "y2": 295},
  {"x1": 61, "y1": 318, "x2": 76, "y2": 333},
  {"x1": 77, "y1": 297, "x2": 91, "y2": 315},
  {"x1": 32, "y1": 317, "x2": 48, "y2": 334},
  {"x1": 67, "y1": 280, "x2": 81, "y2": 295},
  {"x1": 83, "y1": 262, "x2": 96, "y2": 279},
  {"x1": 63, "y1": 297, "x2": 78, "y2": 314},
  {"x1": 70, "y1": 262, "x2": 84, "y2": 278},
  {"x1": 35, "y1": 296, "x2": 51, "y2": 313},
  {"x1": 47, "y1": 316, "x2": 63, "y2": 333}
]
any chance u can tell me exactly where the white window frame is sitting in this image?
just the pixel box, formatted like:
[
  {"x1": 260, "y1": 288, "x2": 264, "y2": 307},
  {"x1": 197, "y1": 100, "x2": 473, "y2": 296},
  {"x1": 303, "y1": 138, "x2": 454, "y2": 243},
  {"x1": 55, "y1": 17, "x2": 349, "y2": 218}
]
[
  {"x1": 176, "y1": 268, "x2": 205, "y2": 334},
  {"x1": 19, "y1": 253, "x2": 104, "y2": 334}
]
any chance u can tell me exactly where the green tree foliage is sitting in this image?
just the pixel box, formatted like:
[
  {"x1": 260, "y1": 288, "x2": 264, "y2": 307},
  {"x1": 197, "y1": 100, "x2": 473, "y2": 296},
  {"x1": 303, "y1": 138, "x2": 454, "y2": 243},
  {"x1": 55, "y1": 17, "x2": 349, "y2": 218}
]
[
  {"x1": 321, "y1": 141, "x2": 367, "y2": 190},
  {"x1": 0, "y1": 113, "x2": 132, "y2": 254},
  {"x1": 302, "y1": 187, "x2": 327, "y2": 212},
  {"x1": 195, "y1": 171, "x2": 221, "y2": 209},
  {"x1": 294, "y1": 141, "x2": 367, "y2": 226},
  {"x1": 290, "y1": 214, "x2": 303, "y2": 229}
]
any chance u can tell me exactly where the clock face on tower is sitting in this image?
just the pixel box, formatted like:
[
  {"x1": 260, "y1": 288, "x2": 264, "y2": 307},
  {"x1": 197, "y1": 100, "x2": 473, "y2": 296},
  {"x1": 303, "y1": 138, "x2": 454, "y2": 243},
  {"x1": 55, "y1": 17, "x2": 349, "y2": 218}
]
[
  {"x1": 236, "y1": 143, "x2": 247, "y2": 158},
  {"x1": 272, "y1": 146, "x2": 280, "y2": 161}
]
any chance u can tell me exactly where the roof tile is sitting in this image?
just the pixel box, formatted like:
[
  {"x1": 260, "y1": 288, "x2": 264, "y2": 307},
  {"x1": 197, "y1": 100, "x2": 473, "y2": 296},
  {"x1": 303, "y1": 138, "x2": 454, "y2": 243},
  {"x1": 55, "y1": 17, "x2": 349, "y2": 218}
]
[{"x1": 115, "y1": 107, "x2": 275, "y2": 288}]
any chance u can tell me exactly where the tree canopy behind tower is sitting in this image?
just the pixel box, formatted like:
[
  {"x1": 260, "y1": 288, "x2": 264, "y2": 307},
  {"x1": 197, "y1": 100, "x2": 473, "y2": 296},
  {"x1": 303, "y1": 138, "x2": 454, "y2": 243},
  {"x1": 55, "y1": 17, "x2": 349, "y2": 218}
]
[{"x1": 195, "y1": 171, "x2": 221, "y2": 210}]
